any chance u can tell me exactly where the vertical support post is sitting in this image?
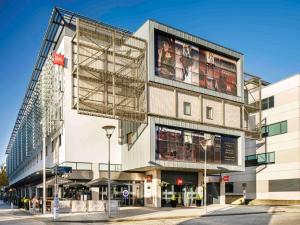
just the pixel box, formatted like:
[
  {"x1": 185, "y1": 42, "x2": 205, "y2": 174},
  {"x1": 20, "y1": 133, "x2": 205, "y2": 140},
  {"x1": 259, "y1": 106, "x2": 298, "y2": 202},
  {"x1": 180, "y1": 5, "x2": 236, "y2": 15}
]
[
  {"x1": 200, "y1": 94, "x2": 203, "y2": 123},
  {"x1": 204, "y1": 144, "x2": 207, "y2": 214},
  {"x1": 258, "y1": 79, "x2": 262, "y2": 139},
  {"x1": 108, "y1": 135, "x2": 111, "y2": 217},
  {"x1": 222, "y1": 100, "x2": 225, "y2": 126},
  {"x1": 76, "y1": 19, "x2": 80, "y2": 114},
  {"x1": 112, "y1": 31, "x2": 116, "y2": 118},
  {"x1": 42, "y1": 122, "x2": 46, "y2": 215}
]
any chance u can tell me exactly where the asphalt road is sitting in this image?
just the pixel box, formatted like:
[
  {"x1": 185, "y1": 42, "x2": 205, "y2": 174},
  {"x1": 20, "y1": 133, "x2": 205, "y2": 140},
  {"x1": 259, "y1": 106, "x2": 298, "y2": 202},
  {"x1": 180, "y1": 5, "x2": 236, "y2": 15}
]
[{"x1": 180, "y1": 211, "x2": 300, "y2": 225}]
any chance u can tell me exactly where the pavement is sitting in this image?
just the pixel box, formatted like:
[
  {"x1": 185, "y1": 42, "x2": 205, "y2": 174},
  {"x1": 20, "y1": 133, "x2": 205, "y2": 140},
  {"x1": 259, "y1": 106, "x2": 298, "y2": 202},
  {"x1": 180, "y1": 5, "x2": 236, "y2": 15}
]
[{"x1": 0, "y1": 200, "x2": 300, "y2": 225}]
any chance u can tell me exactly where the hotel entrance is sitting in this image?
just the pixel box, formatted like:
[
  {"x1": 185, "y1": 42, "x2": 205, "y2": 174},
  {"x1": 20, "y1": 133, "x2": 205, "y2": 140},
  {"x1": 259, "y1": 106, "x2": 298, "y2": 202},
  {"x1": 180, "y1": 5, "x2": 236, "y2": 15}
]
[{"x1": 161, "y1": 171, "x2": 200, "y2": 207}]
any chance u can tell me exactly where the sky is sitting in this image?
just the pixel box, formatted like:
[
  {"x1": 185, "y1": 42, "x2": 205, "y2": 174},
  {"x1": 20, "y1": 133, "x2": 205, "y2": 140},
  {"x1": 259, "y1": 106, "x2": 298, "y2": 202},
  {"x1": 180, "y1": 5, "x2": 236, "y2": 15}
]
[{"x1": 0, "y1": 0, "x2": 299, "y2": 163}]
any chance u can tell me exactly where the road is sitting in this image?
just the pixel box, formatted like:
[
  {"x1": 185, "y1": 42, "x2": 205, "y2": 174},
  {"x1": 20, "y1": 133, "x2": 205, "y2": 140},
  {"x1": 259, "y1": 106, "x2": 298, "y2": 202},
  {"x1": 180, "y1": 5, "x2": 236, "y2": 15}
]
[{"x1": 0, "y1": 201, "x2": 300, "y2": 225}]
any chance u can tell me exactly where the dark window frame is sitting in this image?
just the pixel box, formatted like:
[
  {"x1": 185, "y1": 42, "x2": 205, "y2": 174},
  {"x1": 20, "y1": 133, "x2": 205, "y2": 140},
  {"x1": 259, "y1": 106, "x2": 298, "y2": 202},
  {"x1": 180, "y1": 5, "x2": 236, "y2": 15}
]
[
  {"x1": 261, "y1": 96, "x2": 274, "y2": 110},
  {"x1": 183, "y1": 101, "x2": 191, "y2": 116},
  {"x1": 206, "y1": 106, "x2": 213, "y2": 120}
]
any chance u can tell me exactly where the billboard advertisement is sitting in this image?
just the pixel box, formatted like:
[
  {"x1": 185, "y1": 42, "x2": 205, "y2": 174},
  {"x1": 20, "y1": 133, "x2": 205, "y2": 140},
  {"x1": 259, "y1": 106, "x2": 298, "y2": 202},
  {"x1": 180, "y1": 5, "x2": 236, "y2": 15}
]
[
  {"x1": 155, "y1": 125, "x2": 238, "y2": 165},
  {"x1": 155, "y1": 31, "x2": 238, "y2": 96}
]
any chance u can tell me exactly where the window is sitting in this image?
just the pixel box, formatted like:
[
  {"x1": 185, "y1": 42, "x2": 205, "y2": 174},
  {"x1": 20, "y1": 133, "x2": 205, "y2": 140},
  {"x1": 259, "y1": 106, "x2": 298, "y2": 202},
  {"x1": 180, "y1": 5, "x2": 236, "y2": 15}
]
[
  {"x1": 225, "y1": 182, "x2": 234, "y2": 193},
  {"x1": 183, "y1": 102, "x2": 191, "y2": 115},
  {"x1": 40, "y1": 151, "x2": 42, "y2": 160},
  {"x1": 206, "y1": 106, "x2": 213, "y2": 120},
  {"x1": 52, "y1": 141, "x2": 54, "y2": 152},
  {"x1": 262, "y1": 121, "x2": 287, "y2": 137},
  {"x1": 261, "y1": 96, "x2": 274, "y2": 110},
  {"x1": 36, "y1": 154, "x2": 38, "y2": 163},
  {"x1": 58, "y1": 135, "x2": 62, "y2": 147},
  {"x1": 46, "y1": 146, "x2": 48, "y2": 156},
  {"x1": 127, "y1": 132, "x2": 133, "y2": 144}
]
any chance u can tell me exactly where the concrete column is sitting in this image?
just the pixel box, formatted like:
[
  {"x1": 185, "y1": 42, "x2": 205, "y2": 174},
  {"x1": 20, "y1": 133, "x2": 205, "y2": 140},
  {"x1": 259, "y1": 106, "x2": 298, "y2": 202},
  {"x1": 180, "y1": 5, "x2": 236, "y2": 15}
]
[
  {"x1": 220, "y1": 179, "x2": 226, "y2": 205},
  {"x1": 91, "y1": 187, "x2": 100, "y2": 200},
  {"x1": 91, "y1": 163, "x2": 100, "y2": 200},
  {"x1": 29, "y1": 186, "x2": 33, "y2": 198},
  {"x1": 197, "y1": 172, "x2": 204, "y2": 195},
  {"x1": 144, "y1": 170, "x2": 161, "y2": 207},
  {"x1": 58, "y1": 187, "x2": 62, "y2": 199}
]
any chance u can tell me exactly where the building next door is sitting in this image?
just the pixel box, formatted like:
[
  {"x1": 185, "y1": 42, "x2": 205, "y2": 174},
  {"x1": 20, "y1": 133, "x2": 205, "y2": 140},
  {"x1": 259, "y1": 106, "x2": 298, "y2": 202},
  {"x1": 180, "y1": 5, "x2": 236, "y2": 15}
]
[{"x1": 207, "y1": 182, "x2": 220, "y2": 204}]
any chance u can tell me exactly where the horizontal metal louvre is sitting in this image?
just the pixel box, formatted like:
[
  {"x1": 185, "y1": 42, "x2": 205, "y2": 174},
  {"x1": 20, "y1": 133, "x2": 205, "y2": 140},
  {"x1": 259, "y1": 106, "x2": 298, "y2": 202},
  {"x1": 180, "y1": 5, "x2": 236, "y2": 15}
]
[{"x1": 269, "y1": 179, "x2": 300, "y2": 192}]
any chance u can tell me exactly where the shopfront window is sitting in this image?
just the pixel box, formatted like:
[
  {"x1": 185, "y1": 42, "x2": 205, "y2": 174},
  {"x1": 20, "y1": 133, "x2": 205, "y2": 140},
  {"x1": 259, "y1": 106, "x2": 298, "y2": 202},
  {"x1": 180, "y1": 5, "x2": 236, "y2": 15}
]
[{"x1": 155, "y1": 125, "x2": 238, "y2": 165}]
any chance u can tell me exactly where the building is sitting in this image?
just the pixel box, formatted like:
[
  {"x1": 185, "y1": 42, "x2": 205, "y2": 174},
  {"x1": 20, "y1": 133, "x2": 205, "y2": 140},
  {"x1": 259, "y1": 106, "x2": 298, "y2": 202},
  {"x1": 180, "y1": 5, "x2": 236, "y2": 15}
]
[
  {"x1": 5, "y1": 8, "x2": 260, "y2": 208},
  {"x1": 226, "y1": 73, "x2": 300, "y2": 204}
]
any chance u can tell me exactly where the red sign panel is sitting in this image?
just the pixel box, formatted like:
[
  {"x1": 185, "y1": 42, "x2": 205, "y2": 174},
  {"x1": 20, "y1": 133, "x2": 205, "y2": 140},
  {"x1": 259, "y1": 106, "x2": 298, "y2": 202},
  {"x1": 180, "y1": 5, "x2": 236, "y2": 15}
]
[
  {"x1": 53, "y1": 52, "x2": 64, "y2": 66},
  {"x1": 176, "y1": 177, "x2": 183, "y2": 185},
  {"x1": 146, "y1": 175, "x2": 152, "y2": 183},
  {"x1": 223, "y1": 176, "x2": 230, "y2": 182}
]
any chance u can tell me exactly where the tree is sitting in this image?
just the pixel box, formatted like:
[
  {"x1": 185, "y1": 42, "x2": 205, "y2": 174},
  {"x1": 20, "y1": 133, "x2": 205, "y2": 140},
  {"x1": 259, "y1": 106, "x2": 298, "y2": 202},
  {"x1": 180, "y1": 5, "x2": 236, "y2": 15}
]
[{"x1": 0, "y1": 164, "x2": 8, "y2": 187}]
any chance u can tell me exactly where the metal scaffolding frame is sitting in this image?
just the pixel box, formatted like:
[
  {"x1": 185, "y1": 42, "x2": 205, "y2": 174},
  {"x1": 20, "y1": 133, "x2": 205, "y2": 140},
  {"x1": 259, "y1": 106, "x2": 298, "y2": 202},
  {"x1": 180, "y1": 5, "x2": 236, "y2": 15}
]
[
  {"x1": 72, "y1": 19, "x2": 147, "y2": 123},
  {"x1": 244, "y1": 73, "x2": 263, "y2": 140}
]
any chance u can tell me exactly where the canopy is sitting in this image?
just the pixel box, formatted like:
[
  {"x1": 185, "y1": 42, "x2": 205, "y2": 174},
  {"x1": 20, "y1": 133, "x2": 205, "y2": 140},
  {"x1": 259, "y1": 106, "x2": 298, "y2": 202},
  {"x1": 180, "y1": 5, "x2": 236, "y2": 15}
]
[
  {"x1": 36, "y1": 177, "x2": 71, "y2": 188},
  {"x1": 86, "y1": 177, "x2": 128, "y2": 187}
]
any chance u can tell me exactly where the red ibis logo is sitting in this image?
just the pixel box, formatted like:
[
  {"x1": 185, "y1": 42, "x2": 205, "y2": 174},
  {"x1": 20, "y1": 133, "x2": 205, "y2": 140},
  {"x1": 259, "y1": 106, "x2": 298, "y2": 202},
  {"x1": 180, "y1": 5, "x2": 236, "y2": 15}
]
[
  {"x1": 223, "y1": 176, "x2": 230, "y2": 182},
  {"x1": 53, "y1": 52, "x2": 64, "y2": 66},
  {"x1": 176, "y1": 177, "x2": 183, "y2": 185}
]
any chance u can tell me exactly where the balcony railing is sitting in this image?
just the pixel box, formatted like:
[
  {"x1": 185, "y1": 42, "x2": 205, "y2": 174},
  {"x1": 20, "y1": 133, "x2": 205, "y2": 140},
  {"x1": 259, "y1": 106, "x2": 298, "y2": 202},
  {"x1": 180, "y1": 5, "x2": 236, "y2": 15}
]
[
  {"x1": 59, "y1": 161, "x2": 92, "y2": 170},
  {"x1": 245, "y1": 152, "x2": 275, "y2": 167},
  {"x1": 99, "y1": 163, "x2": 122, "y2": 172}
]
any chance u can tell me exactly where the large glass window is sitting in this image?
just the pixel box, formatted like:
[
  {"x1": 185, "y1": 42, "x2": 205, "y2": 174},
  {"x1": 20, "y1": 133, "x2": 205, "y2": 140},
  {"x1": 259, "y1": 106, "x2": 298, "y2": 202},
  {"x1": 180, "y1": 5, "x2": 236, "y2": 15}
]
[
  {"x1": 262, "y1": 121, "x2": 287, "y2": 137},
  {"x1": 155, "y1": 125, "x2": 238, "y2": 165},
  {"x1": 155, "y1": 31, "x2": 238, "y2": 96},
  {"x1": 261, "y1": 96, "x2": 274, "y2": 110}
]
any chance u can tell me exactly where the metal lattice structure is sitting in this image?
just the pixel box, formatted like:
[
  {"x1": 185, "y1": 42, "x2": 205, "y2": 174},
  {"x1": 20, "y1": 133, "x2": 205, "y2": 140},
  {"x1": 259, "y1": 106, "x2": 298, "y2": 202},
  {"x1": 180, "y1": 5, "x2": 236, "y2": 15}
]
[
  {"x1": 41, "y1": 54, "x2": 64, "y2": 137},
  {"x1": 72, "y1": 19, "x2": 147, "y2": 123},
  {"x1": 244, "y1": 73, "x2": 263, "y2": 140}
]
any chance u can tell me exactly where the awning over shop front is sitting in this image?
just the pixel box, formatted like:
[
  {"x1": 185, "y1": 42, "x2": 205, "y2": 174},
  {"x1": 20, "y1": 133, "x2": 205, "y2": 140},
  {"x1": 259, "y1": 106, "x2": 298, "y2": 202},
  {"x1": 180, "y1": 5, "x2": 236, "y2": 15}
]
[
  {"x1": 36, "y1": 177, "x2": 71, "y2": 188},
  {"x1": 87, "y1": 177, "x2": 129, "y2": 187}
]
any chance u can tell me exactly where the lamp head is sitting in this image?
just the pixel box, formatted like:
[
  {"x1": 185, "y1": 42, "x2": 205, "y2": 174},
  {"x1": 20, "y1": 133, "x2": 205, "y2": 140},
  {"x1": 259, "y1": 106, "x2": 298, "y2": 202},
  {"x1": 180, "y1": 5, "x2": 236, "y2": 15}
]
[{"x1": 102, "y1": 125, "x2": 116, "y2": 138}]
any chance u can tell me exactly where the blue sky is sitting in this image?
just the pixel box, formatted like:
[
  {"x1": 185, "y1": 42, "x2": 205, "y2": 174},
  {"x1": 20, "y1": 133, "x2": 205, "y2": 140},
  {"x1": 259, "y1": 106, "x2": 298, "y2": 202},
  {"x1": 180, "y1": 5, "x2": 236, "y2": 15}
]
[{"x1": 0, "y1": 0, "x2": 299, "y2": 163}]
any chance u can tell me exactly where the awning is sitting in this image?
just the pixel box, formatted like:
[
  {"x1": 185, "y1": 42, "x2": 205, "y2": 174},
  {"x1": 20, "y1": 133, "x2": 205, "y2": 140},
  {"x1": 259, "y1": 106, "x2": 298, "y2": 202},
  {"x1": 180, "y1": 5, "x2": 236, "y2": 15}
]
[
  {"x1": 64, "y1": 181, "x2": 88, "y2": 188},
  {"x1": 36, "y1": 177, "x2": 71, "y2": 188},
  {"x1": 86, "y1": 177, "x2": 129, "y2": 187}
]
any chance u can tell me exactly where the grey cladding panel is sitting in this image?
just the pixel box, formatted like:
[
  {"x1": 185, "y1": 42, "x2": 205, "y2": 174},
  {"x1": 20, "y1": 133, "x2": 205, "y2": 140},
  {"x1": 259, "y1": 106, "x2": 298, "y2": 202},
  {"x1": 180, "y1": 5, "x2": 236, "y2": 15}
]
[{"x1": 269, "y1": 179, "x2": 300, "y2": 192}]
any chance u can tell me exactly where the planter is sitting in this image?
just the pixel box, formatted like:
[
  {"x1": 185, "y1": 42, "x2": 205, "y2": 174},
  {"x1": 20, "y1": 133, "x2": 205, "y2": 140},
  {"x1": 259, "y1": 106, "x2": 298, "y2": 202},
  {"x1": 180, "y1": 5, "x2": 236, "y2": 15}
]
[
  {"x1": 195, "y1": 199, "x2": 202, "y2": 207},
  {"x1": 170, "y1": 200, "x2": 177, "y2": 208}
]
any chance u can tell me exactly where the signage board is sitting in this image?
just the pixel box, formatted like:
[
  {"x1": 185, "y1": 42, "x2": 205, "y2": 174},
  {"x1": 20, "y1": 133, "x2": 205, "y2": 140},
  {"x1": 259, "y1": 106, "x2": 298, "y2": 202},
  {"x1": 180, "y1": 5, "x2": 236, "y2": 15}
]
[
  {"x1": 53, "y1": 52, "x2": 65, "y2": 66},
  {"x1": 122, "y1": 190, "x2": 129, "y2": 198},
  {"x1": 53, "y1": 166, "x2": 72, "y2": 175},
  {"x1": 223, "y1": 176, "x2": 230, "y2": 182},
  {"x1": 146, "y1": 175, "x2": 152, "y2": 183},
  {"x1": 176, "y1": 177, "x2": 183, "y2": 185}
]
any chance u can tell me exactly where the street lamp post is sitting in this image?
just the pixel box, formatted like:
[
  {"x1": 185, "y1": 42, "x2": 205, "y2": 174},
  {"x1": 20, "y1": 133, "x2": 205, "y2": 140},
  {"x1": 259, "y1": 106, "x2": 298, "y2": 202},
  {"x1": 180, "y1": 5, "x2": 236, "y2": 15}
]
[
  {"x1": 200, "y1": 134, "x2": 214, "y2": 214},
  {"x1": 102, "y1": 125, "x2": 116, "y2": 218}
]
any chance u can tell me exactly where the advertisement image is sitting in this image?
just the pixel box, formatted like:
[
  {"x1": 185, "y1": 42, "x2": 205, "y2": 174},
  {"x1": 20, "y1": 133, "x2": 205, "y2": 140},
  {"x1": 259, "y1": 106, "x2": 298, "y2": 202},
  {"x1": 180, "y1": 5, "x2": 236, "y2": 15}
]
[
  {"x1": 155, "y1": 34, "x2": 175, "y2": 79},
  {"x1": 155, "y1": 31, "x2": 238, "y2": 96},
  {"x1": 155, "y1": 125, "x2": 238, "y2": 165}
]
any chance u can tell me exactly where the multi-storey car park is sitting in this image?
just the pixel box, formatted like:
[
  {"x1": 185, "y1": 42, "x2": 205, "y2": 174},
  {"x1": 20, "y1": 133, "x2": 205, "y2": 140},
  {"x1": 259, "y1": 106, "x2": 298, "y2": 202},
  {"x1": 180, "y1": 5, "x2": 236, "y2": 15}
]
[{"x1": 5, "y1": 8, "x2": 262, "y2": 210}]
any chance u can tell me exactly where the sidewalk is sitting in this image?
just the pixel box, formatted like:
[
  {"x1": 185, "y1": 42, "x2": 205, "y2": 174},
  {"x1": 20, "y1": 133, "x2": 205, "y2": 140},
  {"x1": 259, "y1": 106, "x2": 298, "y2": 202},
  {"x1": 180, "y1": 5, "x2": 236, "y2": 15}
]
[{"x1": 39, "y1": 205, "x2": 230, "y2": 223}]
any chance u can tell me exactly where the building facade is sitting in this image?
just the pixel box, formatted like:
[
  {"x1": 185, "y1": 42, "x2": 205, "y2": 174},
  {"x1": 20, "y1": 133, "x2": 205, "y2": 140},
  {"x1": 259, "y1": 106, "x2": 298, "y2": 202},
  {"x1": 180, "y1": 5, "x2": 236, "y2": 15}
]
[
  {"x1": 226, "y1": 74, "x2": 300, "y2": 203},
  {"x1": 5, "y1": 8, "x2": 258, "y2": 208}
]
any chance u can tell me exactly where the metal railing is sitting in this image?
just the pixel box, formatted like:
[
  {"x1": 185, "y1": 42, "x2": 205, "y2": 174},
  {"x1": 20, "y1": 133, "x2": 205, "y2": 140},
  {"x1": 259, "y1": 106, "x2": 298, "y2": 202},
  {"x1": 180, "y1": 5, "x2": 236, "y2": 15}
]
[
  {"x1": 99, "y1": 163, "x2": 122, "y2": 172},
  {"x1": 245, "y1": 152, "x2": 275, "y2": 167},
  {"x1": 59, "y1": 161, "x2": 92, "y2": 170}
]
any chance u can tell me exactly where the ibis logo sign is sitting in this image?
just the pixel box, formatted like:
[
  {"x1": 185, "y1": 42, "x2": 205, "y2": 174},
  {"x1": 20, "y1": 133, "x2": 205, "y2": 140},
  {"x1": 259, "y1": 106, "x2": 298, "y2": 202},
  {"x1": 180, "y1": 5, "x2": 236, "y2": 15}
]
[{"x1": 53, "y1": 52, "x2": 65, "y2": 66}]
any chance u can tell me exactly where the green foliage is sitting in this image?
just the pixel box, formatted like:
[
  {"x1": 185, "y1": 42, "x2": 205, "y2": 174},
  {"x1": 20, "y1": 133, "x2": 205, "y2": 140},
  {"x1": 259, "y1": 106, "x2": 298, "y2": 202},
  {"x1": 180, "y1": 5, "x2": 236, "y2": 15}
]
[{"x1": 0, "y1": 164, "x2": 8, "y2": 187}]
